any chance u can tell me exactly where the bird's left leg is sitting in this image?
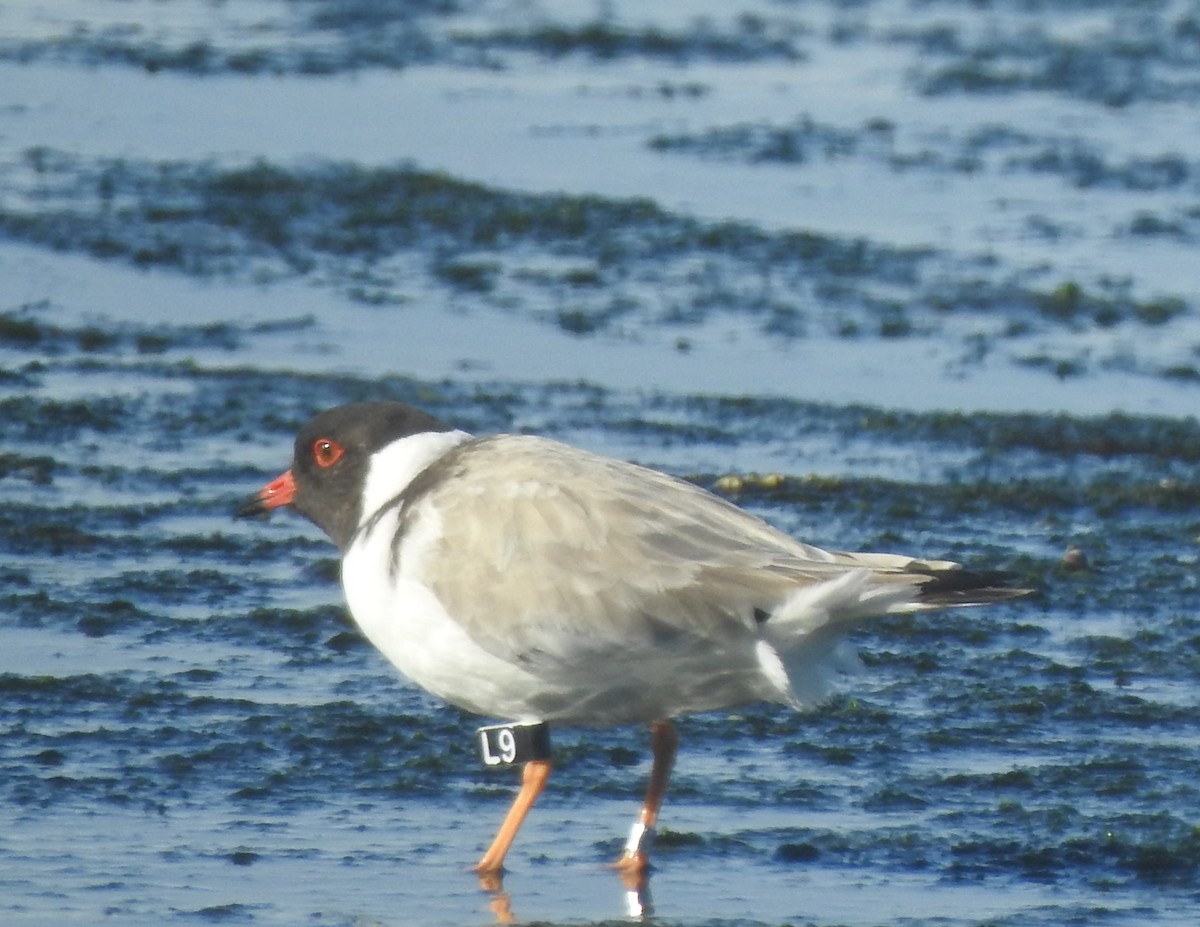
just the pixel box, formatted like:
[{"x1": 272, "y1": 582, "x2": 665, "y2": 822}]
[
  {"x1": 475, "y1": 758, "x2": 552, "y2": 877},
  {"x1": 615, "y1": 719, "x2": 678, "y2": 876}
]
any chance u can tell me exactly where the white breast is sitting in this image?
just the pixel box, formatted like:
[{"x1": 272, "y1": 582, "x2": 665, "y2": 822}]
[
  {"x1": 342, "y1": 499, "x2": 559, "y2": 720},
  {"x1": 343, "y1": 430, "x2": 555, "y2": 720}
]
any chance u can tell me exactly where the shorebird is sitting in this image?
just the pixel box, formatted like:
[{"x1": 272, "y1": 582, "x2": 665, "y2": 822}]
[{"x1": 237, "y1": 400, "x2": 1025, "y2": 879}]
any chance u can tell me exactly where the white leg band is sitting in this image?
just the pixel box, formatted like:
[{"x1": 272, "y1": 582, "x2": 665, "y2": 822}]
[{"x1": 625, "y1": 820, "x2": 652, "y2": 856}]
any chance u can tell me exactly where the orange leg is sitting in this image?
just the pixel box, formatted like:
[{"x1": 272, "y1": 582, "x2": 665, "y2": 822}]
[
  {"x1": 615, "y1": 720, "x2": 678, "y2": 875},
  {"x1": 474, "y1": 758, "x2": 552, "y2": 876}
]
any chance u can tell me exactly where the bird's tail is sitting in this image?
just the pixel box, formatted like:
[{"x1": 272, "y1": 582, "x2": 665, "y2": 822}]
[{"x1": 757, "y1": 556, "x2": 1029, "y2": 709}]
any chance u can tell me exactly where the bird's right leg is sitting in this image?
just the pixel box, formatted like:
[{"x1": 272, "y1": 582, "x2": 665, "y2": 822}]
[{"x1": 614, "y1": 719, "x2": 678, "y2": 876}]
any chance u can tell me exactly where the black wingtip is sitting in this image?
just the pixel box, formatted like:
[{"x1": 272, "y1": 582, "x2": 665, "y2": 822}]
[{"x1": 916, "y1": 567, "x2": 1032, "y2": 607}]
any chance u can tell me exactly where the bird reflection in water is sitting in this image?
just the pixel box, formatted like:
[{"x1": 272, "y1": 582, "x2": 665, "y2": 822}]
[{"x1": 476, "y1": 856, "x2": 654, "y2": 923}]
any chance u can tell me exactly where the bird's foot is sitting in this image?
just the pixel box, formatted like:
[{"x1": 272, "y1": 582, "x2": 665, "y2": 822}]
[
  {"x1": 612, "y1": 850, "x2": 649, "y2": 875},
  {"x1": 612, "y1": 849, "x2": 651, "y2": 886},
  {"x1": 474, "y1": 865, "x2": 504, "y2": 892}
]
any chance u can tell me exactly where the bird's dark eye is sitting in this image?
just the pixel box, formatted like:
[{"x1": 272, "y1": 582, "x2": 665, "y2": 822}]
[{"x1": 312, "y1": 438, "x2": 345, "y2": 469}]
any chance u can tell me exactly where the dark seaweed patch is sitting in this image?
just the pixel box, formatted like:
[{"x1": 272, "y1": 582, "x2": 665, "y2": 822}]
[
  {"x1": 458, "y1": 14, "x2": 807, "y2": 64},
  {"x1": 0, "y1": 1, "x2": 458, "y2": 75},
  {"x1": 3, "y1": 152, "x2": 921, "y2": 275},
  {"x1": 0, "y1": 151, "x2": 954, "y2": 345},
  {"x1": 906, "y1": 7, "x2": 1200, "y2": 107},
  {"x1": 7, "y1": 150, "x2": 1193, "y2": 362},
  {"x1": 0, "y1": 303, "x2": 314, "y2": 360},
  {"x1": 652, "y1": 115, "x2": 1200, "y2": 200},
  {"x1": 0, "y1": 452, "x2": 54, "y2": 484},
  {"x1": 0, "y1": 4, "x2": 809, "y2": 75},
  {"x1": 1013, "y1": 144, "x2": 1195, "y2": 191},
  {"x1": 650, "y1": 115, "x2": 878, "y2": 165}
]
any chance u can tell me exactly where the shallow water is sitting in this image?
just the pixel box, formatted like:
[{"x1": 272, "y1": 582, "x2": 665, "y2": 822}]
[{"x1": 2, "y1": 2, "x2": 1200, "y2": 925}]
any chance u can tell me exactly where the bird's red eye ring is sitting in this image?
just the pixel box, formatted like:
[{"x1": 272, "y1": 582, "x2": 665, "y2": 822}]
[{"x1": 312, "y1": 438, "x2": 345, "y2": 469}]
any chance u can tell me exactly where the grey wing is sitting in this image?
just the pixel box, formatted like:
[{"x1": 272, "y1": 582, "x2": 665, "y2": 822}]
[{"x1": 409, "y1": 436, "x2": 912, "y2": 670}]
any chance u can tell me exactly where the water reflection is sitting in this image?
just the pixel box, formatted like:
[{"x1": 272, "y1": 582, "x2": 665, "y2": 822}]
[
  {"x1": 618, "y1": 863, "x2": 653, "y2": 918},
  {"x1": 477, "y1": 865, "x2": 654, "y2": 922},
  {"x1": 476, "y1": 870, "x2": 514, "y2": 924}
]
